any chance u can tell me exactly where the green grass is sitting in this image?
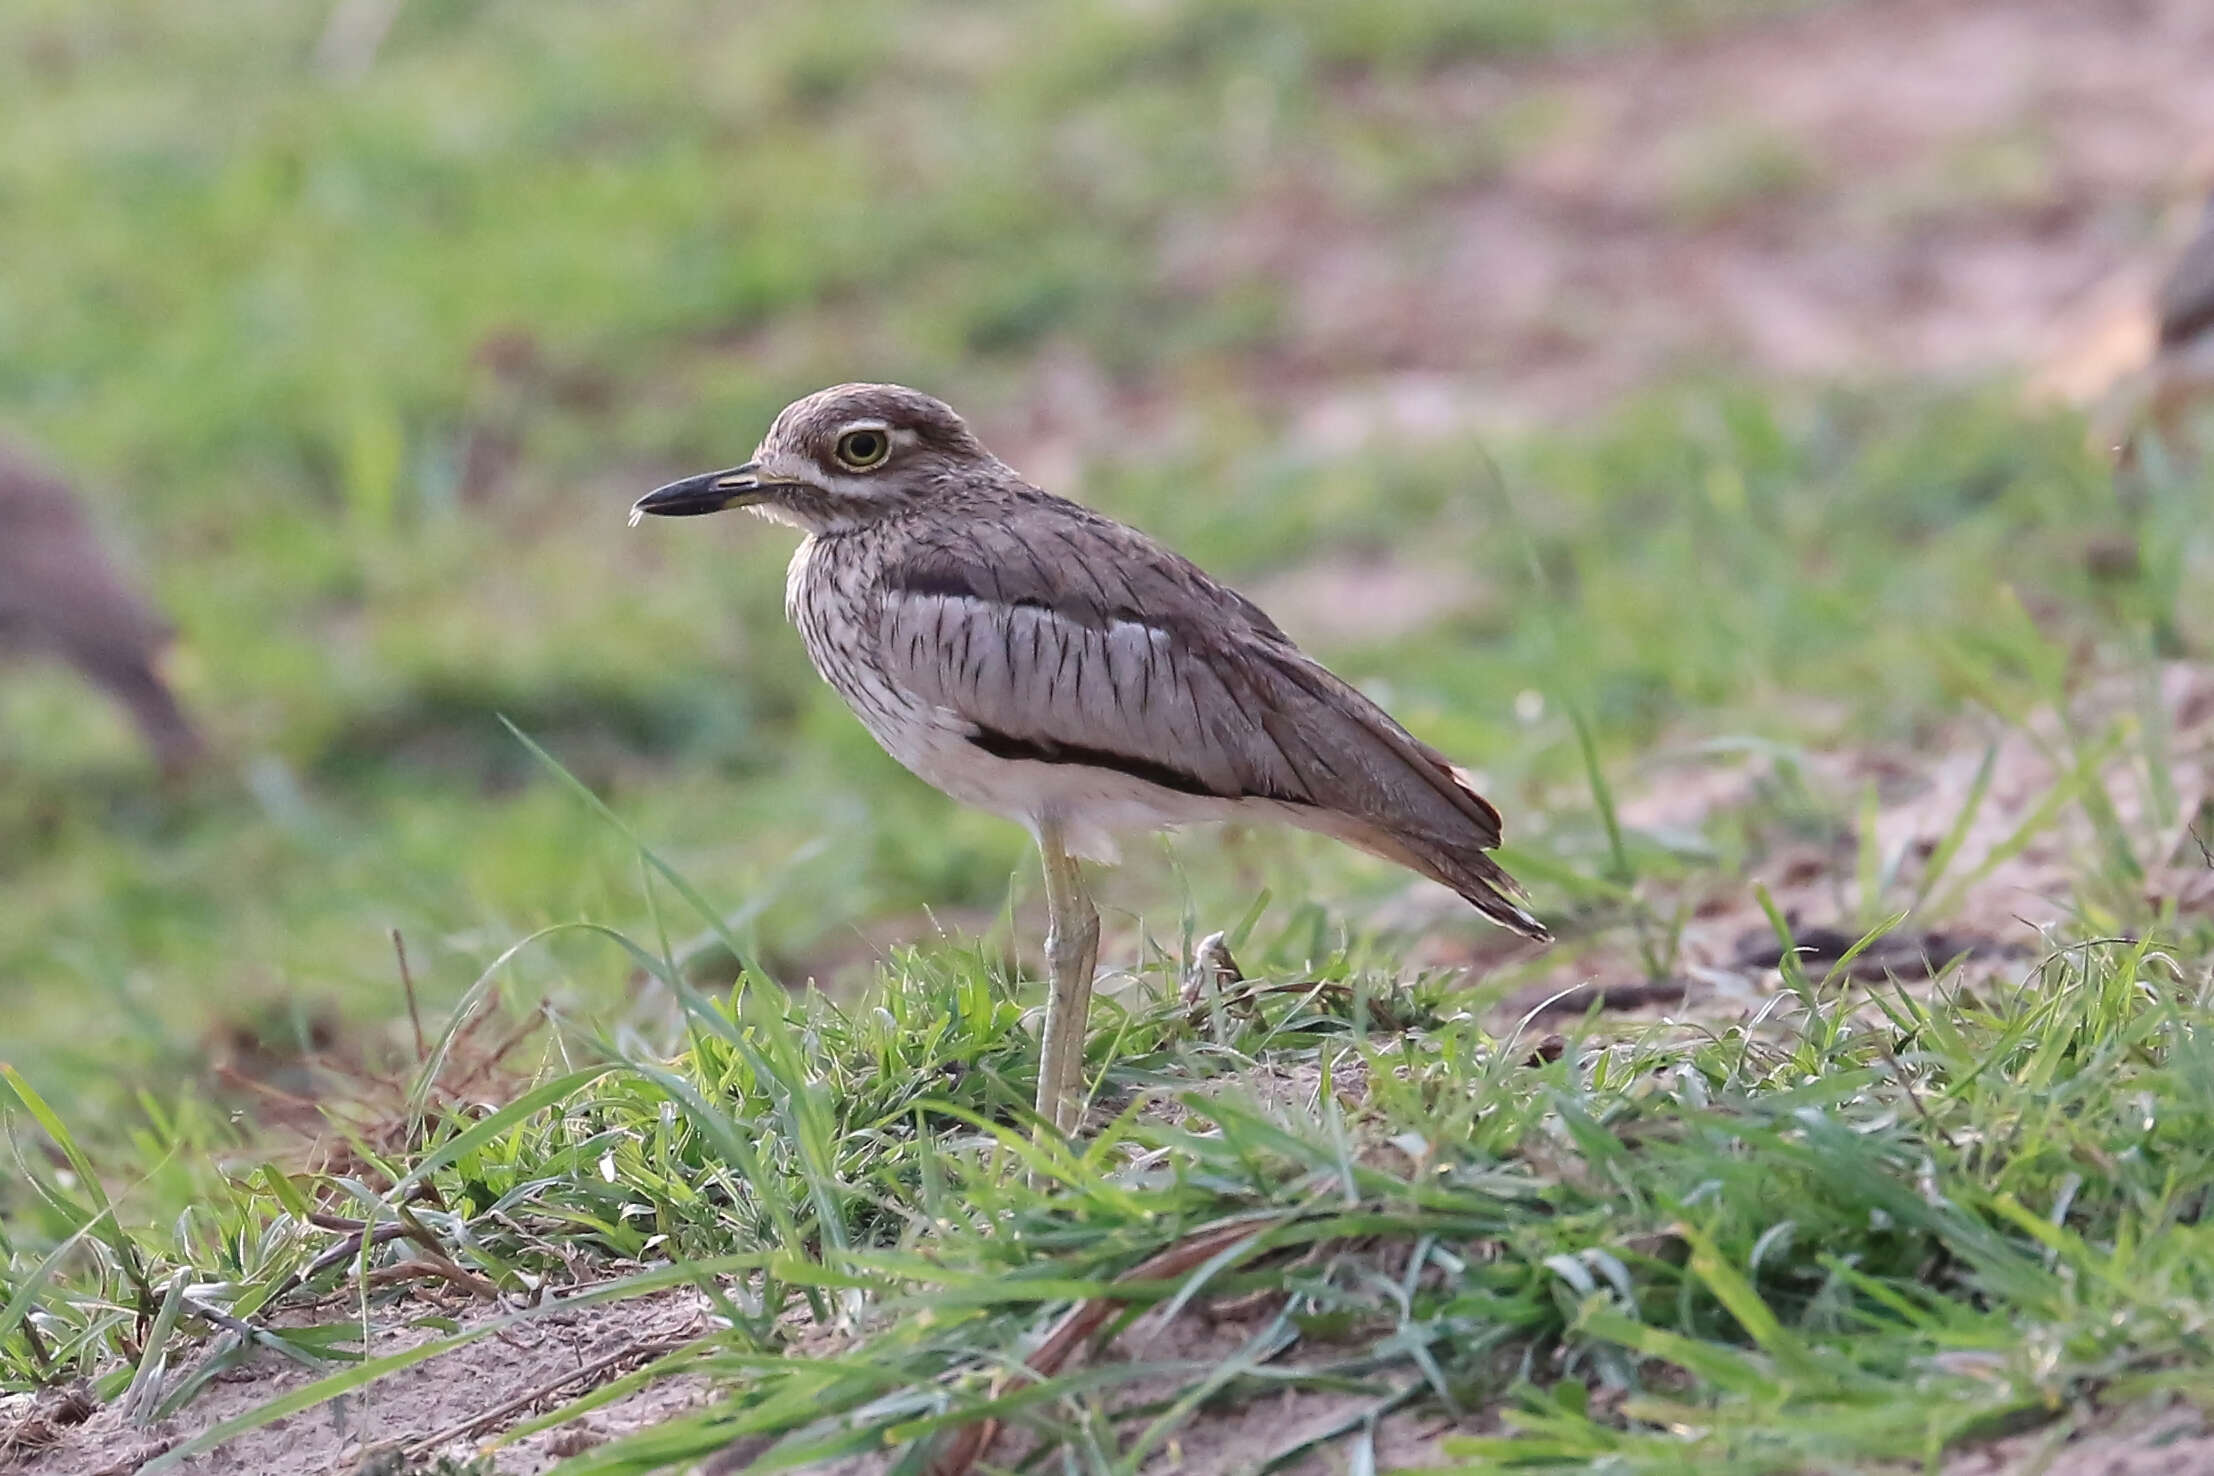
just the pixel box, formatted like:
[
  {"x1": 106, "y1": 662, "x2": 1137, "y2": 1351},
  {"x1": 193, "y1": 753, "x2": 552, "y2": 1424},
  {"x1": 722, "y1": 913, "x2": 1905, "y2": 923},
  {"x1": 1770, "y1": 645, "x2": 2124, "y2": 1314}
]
[
  {"x1": 7, "y1": 408, "x2": 2213, "y2": 1464},
  {"x1": 12, "y1": 876, "x2": 2214, "y2": 1471},
  {"x1": 9, "y1": 377, "x2": 2196, "y2": 1118},
  {"x1": 3, "y1": 0, "x2": 1842, "y2": 1115},
  {"x1": 8, "y1": 0, "x2": 2214, "y2": 1469}
]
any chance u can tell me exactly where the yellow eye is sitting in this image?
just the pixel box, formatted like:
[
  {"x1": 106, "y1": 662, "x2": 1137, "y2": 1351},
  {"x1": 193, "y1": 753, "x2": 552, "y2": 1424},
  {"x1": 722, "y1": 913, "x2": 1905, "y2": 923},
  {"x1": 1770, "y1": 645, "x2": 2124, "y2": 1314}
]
[{"x1": 834, "y1": 427, "x2": 890, "y2": 469}]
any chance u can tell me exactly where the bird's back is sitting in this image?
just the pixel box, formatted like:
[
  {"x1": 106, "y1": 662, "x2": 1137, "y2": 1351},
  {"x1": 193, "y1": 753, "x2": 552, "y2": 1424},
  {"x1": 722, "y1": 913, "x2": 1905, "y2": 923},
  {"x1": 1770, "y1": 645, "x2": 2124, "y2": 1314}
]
[{"x1": 793, "y1": 482, "x2": 1543, "y2": 938}]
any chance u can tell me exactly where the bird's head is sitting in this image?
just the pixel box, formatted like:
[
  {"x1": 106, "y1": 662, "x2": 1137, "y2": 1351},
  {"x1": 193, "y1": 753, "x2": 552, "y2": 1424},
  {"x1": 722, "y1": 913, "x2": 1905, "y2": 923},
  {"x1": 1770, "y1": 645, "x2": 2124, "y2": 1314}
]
[{"x1": 630, "y1": 382, "x2": 998, "y2": 534}]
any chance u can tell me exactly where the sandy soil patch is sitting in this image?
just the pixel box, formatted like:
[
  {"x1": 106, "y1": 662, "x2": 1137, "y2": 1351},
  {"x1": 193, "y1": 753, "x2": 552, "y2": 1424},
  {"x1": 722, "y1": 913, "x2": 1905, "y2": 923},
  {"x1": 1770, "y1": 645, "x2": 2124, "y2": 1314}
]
[
  {"x1": 1949, "y1": 1397, "x2": 2214, "y2": 1476},
  {"x1": 6, "y1": 1286, "x2": 714, "y2": 1476},
  {"x1": 1146, "y1": 0, "x2": 2214, "y2": 446}
]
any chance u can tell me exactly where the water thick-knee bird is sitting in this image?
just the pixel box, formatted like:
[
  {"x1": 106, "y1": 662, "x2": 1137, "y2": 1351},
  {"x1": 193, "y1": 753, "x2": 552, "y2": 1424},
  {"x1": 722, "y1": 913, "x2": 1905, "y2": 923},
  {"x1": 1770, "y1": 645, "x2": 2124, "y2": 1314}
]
[{"x1": 633, "y1": 384, "x2": 1546, "y2": 1133}]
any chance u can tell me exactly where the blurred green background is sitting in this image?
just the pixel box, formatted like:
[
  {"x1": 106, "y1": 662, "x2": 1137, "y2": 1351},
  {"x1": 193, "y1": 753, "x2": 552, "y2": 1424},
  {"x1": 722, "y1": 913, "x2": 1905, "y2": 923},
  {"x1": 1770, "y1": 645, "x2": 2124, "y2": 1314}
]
[{"x1": 2, "y1": 0, "x2": 2206, "y2": 1121}]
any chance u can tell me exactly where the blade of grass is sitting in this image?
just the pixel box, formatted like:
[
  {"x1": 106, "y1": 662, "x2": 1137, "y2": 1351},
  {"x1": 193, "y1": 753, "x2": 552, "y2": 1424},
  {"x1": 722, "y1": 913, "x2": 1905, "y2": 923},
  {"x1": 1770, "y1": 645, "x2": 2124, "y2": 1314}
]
[{"x1": 502, "y1": 716, "x2": 786, "y2": 990}]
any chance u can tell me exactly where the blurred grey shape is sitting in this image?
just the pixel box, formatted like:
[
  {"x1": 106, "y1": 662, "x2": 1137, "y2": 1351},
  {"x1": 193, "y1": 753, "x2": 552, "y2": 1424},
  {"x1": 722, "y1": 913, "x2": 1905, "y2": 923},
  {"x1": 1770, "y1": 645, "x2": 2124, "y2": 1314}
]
[
  {"x1": 0, "y1": 444, "x2": 204, "y2": 775},
  {"x1": 2156, "y1": 198, "x2": 2214, "y2": 353}
]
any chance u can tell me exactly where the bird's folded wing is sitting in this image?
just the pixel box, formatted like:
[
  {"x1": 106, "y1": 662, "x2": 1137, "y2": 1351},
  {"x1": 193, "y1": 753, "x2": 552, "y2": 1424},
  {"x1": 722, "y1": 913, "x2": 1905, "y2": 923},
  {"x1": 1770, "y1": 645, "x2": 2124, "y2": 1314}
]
[{"x1": 873, "y1": 504, "x2": 1505, "y2": 855}]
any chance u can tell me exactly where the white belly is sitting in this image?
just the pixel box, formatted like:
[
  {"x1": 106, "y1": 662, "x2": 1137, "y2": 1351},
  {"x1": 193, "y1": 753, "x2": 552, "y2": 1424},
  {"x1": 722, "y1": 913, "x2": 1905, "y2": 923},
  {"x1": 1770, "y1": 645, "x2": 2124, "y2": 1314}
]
[{"x1": 894, "y1": 720, "x2": 1257, "y2": 861}]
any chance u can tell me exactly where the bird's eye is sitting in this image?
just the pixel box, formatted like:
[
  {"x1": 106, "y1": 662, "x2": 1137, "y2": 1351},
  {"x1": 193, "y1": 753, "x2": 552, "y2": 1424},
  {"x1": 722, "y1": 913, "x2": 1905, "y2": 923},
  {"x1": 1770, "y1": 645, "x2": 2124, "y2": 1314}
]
[{"x1": 834, "y1": 428, "x2": 890, "y2": 470}]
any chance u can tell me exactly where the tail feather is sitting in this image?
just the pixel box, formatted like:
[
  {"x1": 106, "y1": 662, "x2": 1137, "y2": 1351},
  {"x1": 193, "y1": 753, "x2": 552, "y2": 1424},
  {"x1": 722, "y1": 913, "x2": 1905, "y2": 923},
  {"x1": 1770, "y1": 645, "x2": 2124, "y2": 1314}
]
[
  {"x1": 1239, "y1": 647, "x2": 1548, "y2": 941},
  {"x1": 1430, "y1": 847, "x2": 1550, "y2": 942},
  {"x1": 1307, "y1": 810, "x2": 1551, "y2": 942}
]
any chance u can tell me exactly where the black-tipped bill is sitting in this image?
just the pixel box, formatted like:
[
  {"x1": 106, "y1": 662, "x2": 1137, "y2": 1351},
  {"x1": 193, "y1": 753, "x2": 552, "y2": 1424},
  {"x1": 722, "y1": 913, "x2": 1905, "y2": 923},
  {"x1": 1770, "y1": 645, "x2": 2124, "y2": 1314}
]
[{"x1": 629, "y1": 462, "x2": 762, "y2": 525}]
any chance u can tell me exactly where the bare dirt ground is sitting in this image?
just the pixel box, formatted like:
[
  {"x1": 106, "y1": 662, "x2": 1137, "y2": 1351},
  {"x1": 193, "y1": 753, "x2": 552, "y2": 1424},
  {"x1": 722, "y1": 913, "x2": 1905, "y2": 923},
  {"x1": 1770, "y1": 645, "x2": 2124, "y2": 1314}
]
[
  {"x1": 1140, "y1": 0, "x2": 2214, "y2": 455},
  {"x1": 1427, "y1": 661, "x2": 2214, "y2": 1048},
  {"x1": 782, "y1": 1313, "x2": 1467, "y2": 1476},
  {"x1": 17, "y1": 1, "x2": 2214, "y2": 1472},
  {"x1": 1948, "y1": 1398, "x2": 2214, "y2": 1476},
  {"x1": 4, "y1": 1287, "x2": 714, "y2": 1476}
]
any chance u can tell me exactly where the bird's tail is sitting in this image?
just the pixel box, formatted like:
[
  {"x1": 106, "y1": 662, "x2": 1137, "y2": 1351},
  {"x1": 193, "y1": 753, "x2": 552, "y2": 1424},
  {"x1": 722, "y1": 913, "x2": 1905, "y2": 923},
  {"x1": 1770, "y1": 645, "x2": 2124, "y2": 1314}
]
[
  {"x1": 1303, "y1": 810, "x2": 1550, "y2": 942},
  {"x1": 1429, "y1": 763, "x2": 1548, "y2": 939},
  {"x1": 1423, "y1": 845, "x2": 1550, "y2": 942}
]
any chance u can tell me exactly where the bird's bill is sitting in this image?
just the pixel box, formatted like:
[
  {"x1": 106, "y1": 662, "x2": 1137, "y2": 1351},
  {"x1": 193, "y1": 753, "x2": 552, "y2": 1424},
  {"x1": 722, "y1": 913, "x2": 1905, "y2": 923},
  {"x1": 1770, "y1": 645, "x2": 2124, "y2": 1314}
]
[{"x1": 628, "y1": 462, "x2": 767, "y2": 523}]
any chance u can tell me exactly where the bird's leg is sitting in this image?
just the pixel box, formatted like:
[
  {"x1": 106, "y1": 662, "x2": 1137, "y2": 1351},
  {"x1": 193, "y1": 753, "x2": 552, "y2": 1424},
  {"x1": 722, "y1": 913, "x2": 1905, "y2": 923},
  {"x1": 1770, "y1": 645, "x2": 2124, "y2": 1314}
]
[{"x1": 1034, "y1": 816, "x2": 1100, "y2": 1138}]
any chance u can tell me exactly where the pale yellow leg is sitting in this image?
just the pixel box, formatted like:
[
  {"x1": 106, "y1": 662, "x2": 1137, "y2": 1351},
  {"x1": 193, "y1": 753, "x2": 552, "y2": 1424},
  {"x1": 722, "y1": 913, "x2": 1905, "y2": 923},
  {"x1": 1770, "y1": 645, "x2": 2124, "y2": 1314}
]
[{"x1": 1034, "y1": 817, "x2": 1100, "y2": 1138}]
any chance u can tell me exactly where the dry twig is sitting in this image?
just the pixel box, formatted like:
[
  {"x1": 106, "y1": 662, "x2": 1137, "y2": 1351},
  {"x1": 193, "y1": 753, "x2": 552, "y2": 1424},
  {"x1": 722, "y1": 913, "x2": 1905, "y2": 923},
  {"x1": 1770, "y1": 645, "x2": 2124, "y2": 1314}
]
[{"x1": 403, "y1": 1332, "x2": 701, "y2": 1459}]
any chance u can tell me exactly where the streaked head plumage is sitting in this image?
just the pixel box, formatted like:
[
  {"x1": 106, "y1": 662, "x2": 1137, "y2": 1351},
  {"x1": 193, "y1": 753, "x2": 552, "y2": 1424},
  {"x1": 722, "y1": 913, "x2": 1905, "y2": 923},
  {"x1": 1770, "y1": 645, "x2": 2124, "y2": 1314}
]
[{"x1": 631, "y1": 383, "x2": 1000, "y2": 533}]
